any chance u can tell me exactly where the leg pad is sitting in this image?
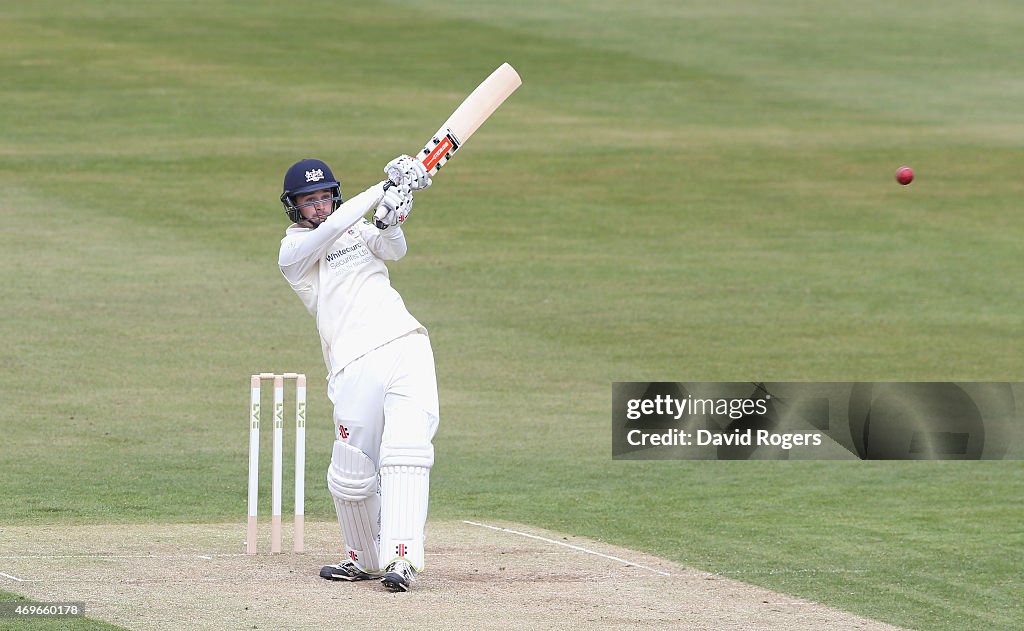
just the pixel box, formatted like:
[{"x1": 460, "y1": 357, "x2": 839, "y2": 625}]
[{"x1": 327, "y1": 441, "x2": 381, "y2": 572}]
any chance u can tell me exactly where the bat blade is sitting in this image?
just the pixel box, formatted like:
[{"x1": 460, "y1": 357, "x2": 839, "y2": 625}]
[
  {"x1": 376, "y1": 63, "x2": 521, "y2": 228},
  {"x1": 418, "y1": 62, "x2": 522, "y2": 175},
  {"x1": 443, "y1": 62, "x2": 522, "y2": 148}
]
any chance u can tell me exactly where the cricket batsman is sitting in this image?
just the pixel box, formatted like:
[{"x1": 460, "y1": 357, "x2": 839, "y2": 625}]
[{"x1": 277, "y1": 156, "x2": 437, "y2": 592}]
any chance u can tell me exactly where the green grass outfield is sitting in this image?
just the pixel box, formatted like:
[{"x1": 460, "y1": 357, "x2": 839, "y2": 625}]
[{"x1": 1, "y1": 1, "x2": 1022, "y2": 629}]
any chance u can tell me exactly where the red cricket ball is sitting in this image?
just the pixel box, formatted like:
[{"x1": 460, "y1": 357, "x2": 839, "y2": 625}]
[{"x1": 896, "y1": 166, "x2": 914, "y2": 185}]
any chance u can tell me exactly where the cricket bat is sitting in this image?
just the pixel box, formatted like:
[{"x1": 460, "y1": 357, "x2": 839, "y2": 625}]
[{"x1": 376, "y1": 62, "x2": 522, "y2": 227}]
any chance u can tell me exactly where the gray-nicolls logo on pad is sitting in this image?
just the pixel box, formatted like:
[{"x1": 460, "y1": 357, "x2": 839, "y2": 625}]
[{"x1": 305, "y1": 169, "x2": 325, "y2": 182}]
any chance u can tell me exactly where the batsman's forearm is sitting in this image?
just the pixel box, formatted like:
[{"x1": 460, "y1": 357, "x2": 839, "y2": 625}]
[
  {"x1": 319, "y1": 181, "x2": 386, "y2": 235},
  {"x1": 365, "y1": 225, "x2": 407, "y2": 261}
]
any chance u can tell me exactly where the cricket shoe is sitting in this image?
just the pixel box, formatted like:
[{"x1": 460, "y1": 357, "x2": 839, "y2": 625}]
[
  {"x1": 319, "y1": 561, "x2": 375, "y2": 581},
  {"x1": 381, "y1": 560, "x2": 416, "y2": 592}
]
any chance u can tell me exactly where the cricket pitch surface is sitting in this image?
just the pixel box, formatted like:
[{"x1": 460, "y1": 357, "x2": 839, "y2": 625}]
[{"x1": 0, "y1": 520, "x2": 905, "y2": 630}]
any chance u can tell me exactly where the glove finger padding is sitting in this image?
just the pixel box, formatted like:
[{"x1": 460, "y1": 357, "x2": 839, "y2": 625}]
[{"x1": 407, "y1": 160, "x2": 431, "y2": 191}]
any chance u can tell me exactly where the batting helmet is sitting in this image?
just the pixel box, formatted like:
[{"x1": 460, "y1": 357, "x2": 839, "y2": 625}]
[{"x1": 280, "y1": 158, "x2": 343, "y2": 224}]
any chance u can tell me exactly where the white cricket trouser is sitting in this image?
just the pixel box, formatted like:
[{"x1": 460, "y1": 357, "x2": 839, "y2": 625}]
[
  {"x1": 327, "y1": 330, "x2": 439, "y2": 570},
  {"x1": 327, "y1": 330, "x2": 439, "y2": 461}
]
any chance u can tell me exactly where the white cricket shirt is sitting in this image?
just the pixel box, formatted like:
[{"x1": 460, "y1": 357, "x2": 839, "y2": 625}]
[{"x1": 278, "y1": 182, "x2": 424, "y2": 376}]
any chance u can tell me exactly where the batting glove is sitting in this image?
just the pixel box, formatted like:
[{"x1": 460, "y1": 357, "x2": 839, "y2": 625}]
[
  {"x1": 385, "y1": 155, "x2": 432, "y2": 191},
  {"x1": 373, "y1": 182, "x2": 414, "y2": 229}
]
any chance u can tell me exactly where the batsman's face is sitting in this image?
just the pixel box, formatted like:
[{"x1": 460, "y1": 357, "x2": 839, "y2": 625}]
[{"x1": 295, "y1": 189, "x2": 335, "y2": 224}]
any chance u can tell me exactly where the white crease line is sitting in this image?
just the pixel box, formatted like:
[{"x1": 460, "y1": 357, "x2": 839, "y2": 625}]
[
  {"x1": 0, "y1": 550, "x2": 488, "y2": 560},
  {"x1": 0, "y1": 553, "x2": 249, "y2": 560},
  {"x1": 723, "y1": 568, "x2": 868, "y2": 575},
  {"x1": 0, "y1": 571, "x2": 27, "y2": 582},
  {"x1": 0, "y1": 550, "x2": 472, "y2": 561},
  {"x1": 463, "y1": 520, "x2": 671, "y2": 577},
  {"x1": 0, "y1": 551, "x2": 444, "y2": 560},
  {"x1": 427, "y1": 551, "x2": 564, "y2": 556}
]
